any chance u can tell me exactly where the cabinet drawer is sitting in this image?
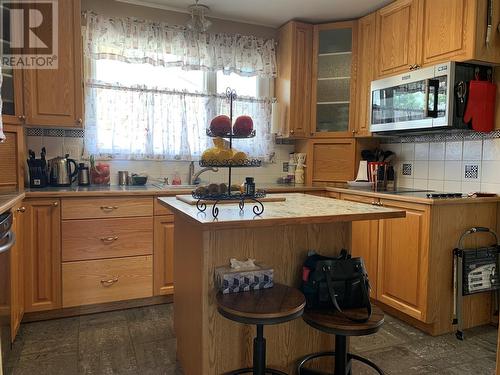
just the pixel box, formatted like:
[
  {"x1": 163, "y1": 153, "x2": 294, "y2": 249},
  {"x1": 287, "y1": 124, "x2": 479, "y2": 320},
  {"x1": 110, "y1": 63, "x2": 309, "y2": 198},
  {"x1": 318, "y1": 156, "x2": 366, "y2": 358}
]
[
  {"x1": 62, "y1": 255, "x2": 153, "y2": 307},
  {"x1": 341, "y1": 193, "x2": 378, "y2": 205},
  {"x1": 62, "y1": 217, "x2": 153, "y2": 262},
  {"x1": 62, "y1": 197, "x2": 153, "y2": 219}
]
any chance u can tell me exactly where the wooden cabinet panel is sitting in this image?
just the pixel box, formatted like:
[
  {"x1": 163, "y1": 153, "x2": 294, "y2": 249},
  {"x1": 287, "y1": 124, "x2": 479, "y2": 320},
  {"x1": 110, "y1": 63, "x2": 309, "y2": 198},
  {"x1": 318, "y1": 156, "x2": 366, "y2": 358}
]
[
  {"x1": 354, "y1": 13, "x2": 376, "y2": 137},
  {"x1": 276, "y1": 21, "x2": 313, "y2": 138},
  {"x1": 0, "y1": 125, "x2": 25, "y2": 193},
  {"x1": 24, "y1": 199, "x2": 61, "y2": 312},
  {"x1": 153, "y1": 216, "x2": 174, "y2": 296},
  {"x1": 154, "y1": 198, "x2": 175, "y2": 216},
  {"x1": 23, "y1": 0, "x2": 83, "y2": 127},
  {"x1": 62, "y1": 217, "x2": 153, "y2": 262},
  {"x1": 309, "y1": 139, "x2": 356, "y2": 183},
  {"x1": 341, "y1": 193, "x2": 379, "y2": 297},
  {"x1": 377, "y1": 200, "x2": 430, "y2": 321},
  {"x1": 375, "y1": 0, "x2": 421, "y2": 77},
  {"x1": 421, "y1": 0, "x2": 468, "y2": 63},
  {"x1": 11, "y1": 203, "x2": 25, "y2": 340},
  {"x1": 62, "y1": 255, "x2": 153, "y2": 307},
  {"x1": 61, "y1": 197, "x2": 153, "y2": 219}
]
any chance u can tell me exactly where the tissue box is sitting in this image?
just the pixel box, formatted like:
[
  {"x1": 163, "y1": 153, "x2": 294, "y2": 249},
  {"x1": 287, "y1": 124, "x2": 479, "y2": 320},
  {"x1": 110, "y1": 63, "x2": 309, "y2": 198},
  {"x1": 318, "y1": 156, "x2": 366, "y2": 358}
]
[{"x1": 215, "y1": 263, "x2": 274, "y2": 294}]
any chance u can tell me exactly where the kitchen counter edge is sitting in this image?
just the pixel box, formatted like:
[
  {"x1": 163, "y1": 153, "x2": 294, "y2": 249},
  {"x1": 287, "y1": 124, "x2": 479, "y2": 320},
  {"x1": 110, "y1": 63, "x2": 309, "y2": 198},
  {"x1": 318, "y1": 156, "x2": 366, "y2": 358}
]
[{"x1": 0, "y1": 193, "x2": 26, "y2": 214}]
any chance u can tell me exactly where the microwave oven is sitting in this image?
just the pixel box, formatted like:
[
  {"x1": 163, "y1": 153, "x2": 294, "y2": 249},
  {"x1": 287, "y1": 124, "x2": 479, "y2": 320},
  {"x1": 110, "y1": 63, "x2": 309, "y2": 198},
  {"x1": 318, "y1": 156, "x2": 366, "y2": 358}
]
[{"x1": 370, "y1": 61, "x2": 493, "y2": 133}]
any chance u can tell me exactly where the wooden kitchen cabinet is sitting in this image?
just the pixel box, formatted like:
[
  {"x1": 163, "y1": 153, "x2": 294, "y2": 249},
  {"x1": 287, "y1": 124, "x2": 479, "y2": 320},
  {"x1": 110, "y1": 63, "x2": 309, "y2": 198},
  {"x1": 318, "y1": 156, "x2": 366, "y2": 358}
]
[
  {"x1": 341, "y1": 194, "x2": 380, "y2": 298},
  {"x1": 310, "y1": 21, "x2": 358, "y2": 137},
  {"x1": 421, "y1": 0, "x2": 500, "y2": 65},
  {"x1": 153, "y1": 215, "x2": 175, "y2": 296},
  {"x1": 354, "y1": 13, "x2": 376, "y2": 137},
  {"x1": 275, "y1": 21, "x2": 313, "y2": 138},
  {"x1": 377, "y1": 199, "x2": 430, "y2": 322},
  {"x1": 303, "y1": 138, "x2": 356, "y2": 184},
  {"x1": 24, "y1": 199, "x2": 62, "y2": 312},
  {"x1": 0, "y1": 124, "x2": 25, "y2": 193},
  {"x1": 11, "y1": 202, "x2": 25, "y2": 340},
  {"x1": 375, "y1": 0, "x2": 422, "y2": 77},
  {"x1": 22, "y1": 0, "x2": 84, "y2": 127}
]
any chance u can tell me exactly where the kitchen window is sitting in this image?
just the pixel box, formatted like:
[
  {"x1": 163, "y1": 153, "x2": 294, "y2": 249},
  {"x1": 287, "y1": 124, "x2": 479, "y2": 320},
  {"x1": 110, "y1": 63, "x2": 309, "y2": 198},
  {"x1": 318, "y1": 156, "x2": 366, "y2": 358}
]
[{"x1": 82, "y1": 12, "x2": 277, "y2": 161}]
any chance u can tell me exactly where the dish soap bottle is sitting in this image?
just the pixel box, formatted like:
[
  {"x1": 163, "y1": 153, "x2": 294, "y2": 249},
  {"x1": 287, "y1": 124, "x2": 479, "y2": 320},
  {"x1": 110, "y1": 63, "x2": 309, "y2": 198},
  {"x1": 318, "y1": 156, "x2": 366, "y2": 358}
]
[{"x1": 172, "y1": 171, "x2": 182, "y2": 185}]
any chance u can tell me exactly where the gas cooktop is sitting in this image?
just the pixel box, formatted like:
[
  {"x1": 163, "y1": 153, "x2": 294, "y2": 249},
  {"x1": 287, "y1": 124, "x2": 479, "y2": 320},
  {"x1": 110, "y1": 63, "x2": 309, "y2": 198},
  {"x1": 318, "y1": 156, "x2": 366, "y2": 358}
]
[{"x1": 426, "y1": 192, "x2": 464, "y2": 199}]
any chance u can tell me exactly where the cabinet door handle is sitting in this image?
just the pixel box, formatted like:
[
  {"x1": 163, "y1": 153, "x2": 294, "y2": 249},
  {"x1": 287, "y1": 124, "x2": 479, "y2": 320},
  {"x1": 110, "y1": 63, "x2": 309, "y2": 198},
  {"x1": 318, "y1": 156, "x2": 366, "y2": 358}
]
[
  {"x1": 100, "y1": 277, "x2": 118, "y2": 287},
  {"x1": 290, "y1": 130, "x2": 295, "y2": 135},
  {"x1": 100, "y1": 206, "x2": 118, "y2": 211},
  {"x1": 16, "y1": 207, "x2": 26, "y2": 213},
  {"x1": 18, "y1": 115, "x2": 26, "y2": 122},
  {"x1": 76, "y1": 118, "x2": 83, "y2": 125},
  {"x1": 52, "y1": 201, "x2": 59, "y2": 207},
  {"x1": 371, "y1": 201, "x2": 378, "y2": 205},
  {"x1": 409, "y1": 64, "x2": 415, "y2": 70},
  {"x1": 101, "y1": 236, "x2": 118, "y2": 243},
  {"x1": 378, "y1": 202, "x2": 384, "y2": 207}
]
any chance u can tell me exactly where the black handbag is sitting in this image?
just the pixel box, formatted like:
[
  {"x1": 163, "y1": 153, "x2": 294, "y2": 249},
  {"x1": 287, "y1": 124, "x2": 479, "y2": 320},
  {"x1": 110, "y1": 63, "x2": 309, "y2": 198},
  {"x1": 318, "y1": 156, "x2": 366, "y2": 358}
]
[{"x1": 301, "y1": 249, "x2": 372, "y2": 323}]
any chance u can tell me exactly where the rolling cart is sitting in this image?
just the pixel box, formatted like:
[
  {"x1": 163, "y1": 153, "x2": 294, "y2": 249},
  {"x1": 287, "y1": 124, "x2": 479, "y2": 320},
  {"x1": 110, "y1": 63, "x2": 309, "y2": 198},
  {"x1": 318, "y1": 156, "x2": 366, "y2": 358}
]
[{"x1": 453, "y1": 227, "x2": 500, "y2": 340}]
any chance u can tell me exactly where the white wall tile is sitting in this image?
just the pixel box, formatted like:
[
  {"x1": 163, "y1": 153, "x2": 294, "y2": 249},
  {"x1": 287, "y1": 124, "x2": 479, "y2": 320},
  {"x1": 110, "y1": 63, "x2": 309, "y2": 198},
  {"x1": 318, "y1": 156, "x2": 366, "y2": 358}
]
[
  {"x1": 384, "y1": 143, "x2": 402, "y2": 159},
  {"x1": 480, "y1": 183, "x2": 500, "y2": 194},
  {"x1": 413, "y1": 161, "x2": 428, "y2": 179},
  {"x1": 444, "y1": 180, "x2": 462, "y2": 192},
  {"x1": 429, "y1": 142, "x2": 445, "y2": 161},
  {"x1": 414, "y1": 143, "x2": 429, "y2": 160},
  {"x1": 26, "y1": 136, "x2": 42, "y2": 155},
  {"x1": 398, "y1": 176, "x2": 414, "y2": 188},
  {"x1": 482, "y1": 138, "x2": 500, "y2": 161},
  {"x1": 445, "y1": 141, "x2": 463, "y2": 160},
  {"x1": 413, "y1": 179, "x2": 428, "y2": 189},
  {"x1": 400, "y1": 143, "x2": 415, "y2": 161},
  {"x1": 481, "y1": 161, "x2": 500, "y2": 184},
  {"x1": 461, "y1": 181, "x2": 481, "y2": 194},
  {"x1": 427, "y1": 179, "x2": 444, "y2": 191},
  {"x1": 41, "y1": 137, "x2": 64, "y2": 159},
  {"x1": 444, "y1": 161, "x2": 462, "y2": 181},
  {"x1": 428, "y1": 161, "x2": 444, "y2": 180},
  {"x1": 462, "y1": 140, "x2": 482, "y2": 161}
]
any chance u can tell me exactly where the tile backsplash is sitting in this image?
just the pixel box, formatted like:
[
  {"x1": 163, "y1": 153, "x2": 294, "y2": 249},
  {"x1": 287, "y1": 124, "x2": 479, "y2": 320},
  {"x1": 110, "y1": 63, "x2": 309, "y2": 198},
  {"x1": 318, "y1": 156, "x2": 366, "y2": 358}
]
[
  {"x1": 25, "y1": 133, "x2": 294, "y2": 186},
  {"x1": 384, "y1": 138, "x2": 500, "y2": 194}
]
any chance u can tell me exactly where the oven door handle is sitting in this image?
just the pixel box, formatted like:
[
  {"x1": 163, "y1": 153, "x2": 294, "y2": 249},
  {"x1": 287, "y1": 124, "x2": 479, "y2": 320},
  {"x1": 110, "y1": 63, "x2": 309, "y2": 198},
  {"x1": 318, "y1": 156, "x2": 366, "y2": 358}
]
[
  {"x1": 0, "y1": 231, "x2": 15, "y2": 254},
  {"x1": 424, "y1": 79, "x2": 440, "y2": 118}
]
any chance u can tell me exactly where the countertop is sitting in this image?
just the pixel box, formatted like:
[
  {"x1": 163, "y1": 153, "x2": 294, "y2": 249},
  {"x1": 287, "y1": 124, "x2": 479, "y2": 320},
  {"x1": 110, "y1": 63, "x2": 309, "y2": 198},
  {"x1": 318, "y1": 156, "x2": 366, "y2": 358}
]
[
  {"x1": 0, "y1": 192, "x2": 25, "y2": 214},
  {"x1": 325, "y1": 187, "x2": 500, "y2": 205},
  {"x1": 24, "y1": 184, "x2": 323, "y2": 198},
  {"x1": 158, "y1": 193, "x2": 406, "y2": 229}
]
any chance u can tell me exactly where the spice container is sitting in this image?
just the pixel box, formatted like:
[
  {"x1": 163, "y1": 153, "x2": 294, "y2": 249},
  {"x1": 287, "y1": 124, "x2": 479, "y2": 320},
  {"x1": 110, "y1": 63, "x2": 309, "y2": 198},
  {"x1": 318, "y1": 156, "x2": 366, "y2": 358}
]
[{"x1": 245, "y1": 177, "x2": 256, "y2": 195}]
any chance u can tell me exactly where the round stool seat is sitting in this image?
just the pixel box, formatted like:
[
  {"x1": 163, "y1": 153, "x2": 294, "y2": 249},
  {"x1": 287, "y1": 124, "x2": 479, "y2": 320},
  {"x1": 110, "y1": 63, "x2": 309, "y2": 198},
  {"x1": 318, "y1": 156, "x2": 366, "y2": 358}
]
[
  {"x1": 217, "y1": 283, "x2": 306, "y2": 325},
  {"x1": 303, "y1": 304, "x2": 384, "y2": 337}
]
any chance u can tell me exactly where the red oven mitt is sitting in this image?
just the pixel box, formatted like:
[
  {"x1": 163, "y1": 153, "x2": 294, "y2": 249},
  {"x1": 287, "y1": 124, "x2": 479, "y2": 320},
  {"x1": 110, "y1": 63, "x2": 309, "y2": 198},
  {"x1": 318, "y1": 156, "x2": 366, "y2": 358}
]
[{"x1": 463, "y1": 80, "x2": 497, "y2": 132}]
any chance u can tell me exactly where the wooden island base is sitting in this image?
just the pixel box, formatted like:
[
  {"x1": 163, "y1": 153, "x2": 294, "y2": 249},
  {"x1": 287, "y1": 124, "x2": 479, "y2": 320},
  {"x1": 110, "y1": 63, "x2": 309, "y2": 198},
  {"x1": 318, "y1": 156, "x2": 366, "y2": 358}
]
[{"x1": 175, "y1": 216, "x2": 350, "y2": 374}]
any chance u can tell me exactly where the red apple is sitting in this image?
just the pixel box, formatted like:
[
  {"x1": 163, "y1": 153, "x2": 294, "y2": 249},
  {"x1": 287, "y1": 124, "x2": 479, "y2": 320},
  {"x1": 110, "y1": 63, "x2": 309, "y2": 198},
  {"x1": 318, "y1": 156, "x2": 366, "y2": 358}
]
[
  {"x1": 233, "y1": 115, "x2": 254, "y2": 136},
  {"x1": 210, "y1": 115, "x2": 231, "y2": 136}
]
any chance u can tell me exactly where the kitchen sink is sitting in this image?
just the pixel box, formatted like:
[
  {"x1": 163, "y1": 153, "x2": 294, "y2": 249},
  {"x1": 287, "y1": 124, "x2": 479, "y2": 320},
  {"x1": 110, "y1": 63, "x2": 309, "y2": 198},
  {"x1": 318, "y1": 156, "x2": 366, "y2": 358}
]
[{"x1": 152, "y1": 183, "x2": 198, "y2": 190}]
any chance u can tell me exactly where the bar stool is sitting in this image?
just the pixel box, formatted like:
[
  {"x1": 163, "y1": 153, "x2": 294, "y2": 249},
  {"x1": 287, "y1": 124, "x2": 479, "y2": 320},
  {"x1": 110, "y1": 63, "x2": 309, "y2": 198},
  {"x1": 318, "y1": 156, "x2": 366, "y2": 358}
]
[
  {"x1": 217, "y1": 283, "x2": 306, "y2": 375},
  {"x1": 297, "y1": 305, "x2": 385, "y2": 375}
]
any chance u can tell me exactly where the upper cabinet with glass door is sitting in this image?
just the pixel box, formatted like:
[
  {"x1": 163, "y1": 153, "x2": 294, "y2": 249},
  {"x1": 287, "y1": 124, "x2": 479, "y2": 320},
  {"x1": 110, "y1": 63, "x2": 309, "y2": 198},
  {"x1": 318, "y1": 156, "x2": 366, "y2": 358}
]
[
  {"x1": 310, "y1": 21, "x2": 357, "y2": 137},
  {"x1": 1, "y1": 3, "x2": 24, "y2": 125}
]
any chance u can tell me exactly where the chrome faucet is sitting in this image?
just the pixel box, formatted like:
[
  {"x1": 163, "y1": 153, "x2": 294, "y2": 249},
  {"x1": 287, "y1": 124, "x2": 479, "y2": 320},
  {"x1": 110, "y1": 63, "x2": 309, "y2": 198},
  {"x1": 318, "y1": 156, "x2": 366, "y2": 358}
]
[{"x1": 188, "y1": 161, "x2": 218, "y2": 185}]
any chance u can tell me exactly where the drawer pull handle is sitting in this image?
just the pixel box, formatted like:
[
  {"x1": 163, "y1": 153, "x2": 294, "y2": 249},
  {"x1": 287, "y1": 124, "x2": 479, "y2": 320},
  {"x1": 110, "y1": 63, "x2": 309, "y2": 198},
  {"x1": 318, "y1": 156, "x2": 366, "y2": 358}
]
[
  {"x1": 100, "y1": 277, "x2": 118, "y2": 287},
  {"x1": 100, "y1": 206, "x2": 118, "y2": 211},
  {"x1": 101, "y1": 236, "x2": 118, "y2": 243}
]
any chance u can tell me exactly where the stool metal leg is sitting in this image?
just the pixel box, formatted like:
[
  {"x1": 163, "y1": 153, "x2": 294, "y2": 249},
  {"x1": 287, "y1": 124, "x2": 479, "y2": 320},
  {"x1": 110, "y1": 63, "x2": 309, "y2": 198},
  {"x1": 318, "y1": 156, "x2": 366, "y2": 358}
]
[
  {"x1": 334, "y1": 336, "x2": 348, "y2": 375},
  {"x1": 348, "y1": 354, "x2": 384, "y2": 375},
  {"x1": 254, "y1": 324, "x2": 265, "y2": 375}
]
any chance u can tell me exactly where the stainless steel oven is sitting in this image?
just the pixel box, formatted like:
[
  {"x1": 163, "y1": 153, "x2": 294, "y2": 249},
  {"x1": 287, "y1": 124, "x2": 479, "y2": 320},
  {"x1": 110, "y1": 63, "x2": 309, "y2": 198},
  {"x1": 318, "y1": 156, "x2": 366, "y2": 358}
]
[
  {"x1": 0, "y1": 211, "x2": 14, "y2": 374},
  {"x1": 370, "y1": 61, "x2": 491, "y2": 133}
]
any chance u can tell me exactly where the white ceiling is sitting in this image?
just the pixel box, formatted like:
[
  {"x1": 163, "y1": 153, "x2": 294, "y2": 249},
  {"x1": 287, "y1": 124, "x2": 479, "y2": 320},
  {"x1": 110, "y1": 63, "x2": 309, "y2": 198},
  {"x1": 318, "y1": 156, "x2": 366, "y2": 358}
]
[{"x1": 116, "y1": 0, "x2": 391, "y2": 28}]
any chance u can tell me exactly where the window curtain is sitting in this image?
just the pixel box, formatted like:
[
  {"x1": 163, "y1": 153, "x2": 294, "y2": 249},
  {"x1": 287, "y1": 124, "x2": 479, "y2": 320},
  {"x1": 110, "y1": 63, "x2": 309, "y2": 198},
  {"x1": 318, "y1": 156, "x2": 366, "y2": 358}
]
[
  {"x1": 0, "y1": 64, "x2": 4, "y2": 142},
  {"x1": 82, "y1": 11, "x2": 277, "y2": 160}
]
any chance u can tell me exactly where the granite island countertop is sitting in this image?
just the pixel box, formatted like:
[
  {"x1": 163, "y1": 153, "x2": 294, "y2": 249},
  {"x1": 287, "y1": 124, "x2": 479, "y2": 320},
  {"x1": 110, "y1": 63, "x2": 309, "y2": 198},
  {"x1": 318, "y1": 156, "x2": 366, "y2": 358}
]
[
  {"x1": 158, "y1": 193, "x2": 406, "y2": 229},
  {"x1": 0, "y1": 192, "x2": 25, "y2": 214}
]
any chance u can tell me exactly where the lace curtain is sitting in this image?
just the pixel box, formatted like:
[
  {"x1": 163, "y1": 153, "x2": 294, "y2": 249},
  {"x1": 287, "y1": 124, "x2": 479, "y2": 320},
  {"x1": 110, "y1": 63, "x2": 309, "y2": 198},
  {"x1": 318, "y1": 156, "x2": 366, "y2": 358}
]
[
  {"x1": 83, "y1": 12, "x2": 277, "y2": 77},
  {"x1": 83, "y1": 12, "x2": 276, "y2": 160}
]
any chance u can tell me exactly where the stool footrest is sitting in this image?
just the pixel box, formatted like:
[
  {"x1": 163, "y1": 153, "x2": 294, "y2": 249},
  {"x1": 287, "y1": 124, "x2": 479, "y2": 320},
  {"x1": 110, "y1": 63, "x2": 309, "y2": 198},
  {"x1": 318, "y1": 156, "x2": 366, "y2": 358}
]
[
  {"x1": 224, "y1": 368, "x2": 288, "y2": 375},
  {"x1": 298, "y1": 351, "x2": 384, "y2": 375}
]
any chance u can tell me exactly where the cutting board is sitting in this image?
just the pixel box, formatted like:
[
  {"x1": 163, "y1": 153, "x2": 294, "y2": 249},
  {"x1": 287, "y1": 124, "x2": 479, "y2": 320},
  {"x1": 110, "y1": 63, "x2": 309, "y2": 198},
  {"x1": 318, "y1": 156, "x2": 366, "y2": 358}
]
[{"x1": 176, "y1": 195, "x2": 286, "y2": 205}]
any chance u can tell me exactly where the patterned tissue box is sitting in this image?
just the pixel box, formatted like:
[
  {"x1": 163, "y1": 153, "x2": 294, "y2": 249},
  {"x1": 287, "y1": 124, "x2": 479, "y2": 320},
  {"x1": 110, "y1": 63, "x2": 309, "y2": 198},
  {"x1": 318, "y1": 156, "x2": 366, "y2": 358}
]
[{"x1": 215, "y1": 263, "x2": 274, "y2": 294}]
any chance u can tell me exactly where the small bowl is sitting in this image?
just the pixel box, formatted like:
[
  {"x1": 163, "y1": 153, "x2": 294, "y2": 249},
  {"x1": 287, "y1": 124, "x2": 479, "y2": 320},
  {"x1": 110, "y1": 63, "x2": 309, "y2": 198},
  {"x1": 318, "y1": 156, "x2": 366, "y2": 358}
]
[{"x1": 131, "y1": 175, "x2": 148, "y2": 186}]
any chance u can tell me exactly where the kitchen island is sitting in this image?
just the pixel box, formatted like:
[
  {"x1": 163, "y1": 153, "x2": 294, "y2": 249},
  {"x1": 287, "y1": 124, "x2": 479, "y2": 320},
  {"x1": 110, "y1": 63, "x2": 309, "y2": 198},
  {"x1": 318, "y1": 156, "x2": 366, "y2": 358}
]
[{"x1": 158, "y1": 193, "x2": 405, "y2": 374}]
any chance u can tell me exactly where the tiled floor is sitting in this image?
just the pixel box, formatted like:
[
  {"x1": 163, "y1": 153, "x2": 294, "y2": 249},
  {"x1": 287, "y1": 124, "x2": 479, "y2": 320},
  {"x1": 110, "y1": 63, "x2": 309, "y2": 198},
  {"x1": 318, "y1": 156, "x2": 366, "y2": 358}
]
[{"x1": 5, "y1": 303, "x2": 498, "y2": 375}]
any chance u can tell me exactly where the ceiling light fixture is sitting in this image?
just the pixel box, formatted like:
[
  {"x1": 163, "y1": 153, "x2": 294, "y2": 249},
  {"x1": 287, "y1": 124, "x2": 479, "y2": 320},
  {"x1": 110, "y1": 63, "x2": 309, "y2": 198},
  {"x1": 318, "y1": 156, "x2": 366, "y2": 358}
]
[{"x1": 186, "y1": 0, "x2": 212, "y2": 33}]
